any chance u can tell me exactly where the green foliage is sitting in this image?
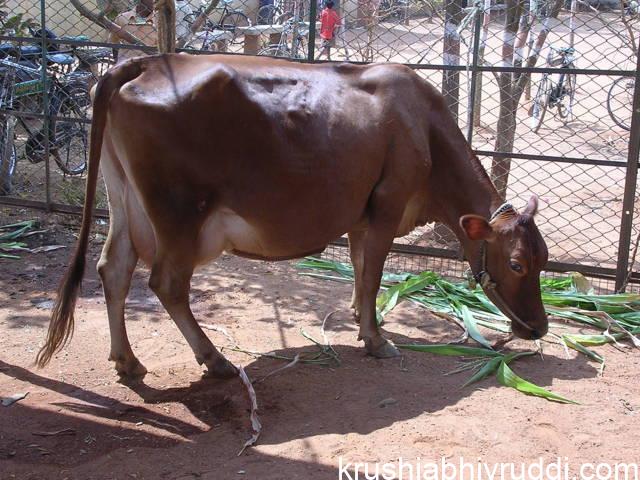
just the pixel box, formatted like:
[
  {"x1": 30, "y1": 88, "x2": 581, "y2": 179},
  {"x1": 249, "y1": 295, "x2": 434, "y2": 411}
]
[
  {"x1": 0, "y1": 2, "x2": 37, "y2": 37},
  {"x1": 296, "y1": 257, "x2": 640, "y2": 404},
  {"x1": 0, "y1": 220, "x2": 38, "y2": 259}
]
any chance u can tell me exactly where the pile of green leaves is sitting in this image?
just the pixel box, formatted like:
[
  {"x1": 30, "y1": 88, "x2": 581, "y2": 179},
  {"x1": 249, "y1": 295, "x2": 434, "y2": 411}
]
[
  {"x1": 0, "y1": 220, "x2": 38, "y2": 259},
  {"x1": 296, "y1": 257, "x2": 640, "y2": 403}
]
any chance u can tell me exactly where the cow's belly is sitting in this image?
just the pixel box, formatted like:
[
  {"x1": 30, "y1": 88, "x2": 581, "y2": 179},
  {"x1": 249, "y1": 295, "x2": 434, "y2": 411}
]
[{"x1": 196, "y1": 207, "x2": 356, "y2": 264}]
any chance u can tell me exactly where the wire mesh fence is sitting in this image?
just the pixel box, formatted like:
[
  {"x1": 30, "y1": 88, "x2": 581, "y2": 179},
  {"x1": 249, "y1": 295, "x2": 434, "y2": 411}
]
[{"x1": 0, "y1": 0, "x2": 638, "y2": 290}]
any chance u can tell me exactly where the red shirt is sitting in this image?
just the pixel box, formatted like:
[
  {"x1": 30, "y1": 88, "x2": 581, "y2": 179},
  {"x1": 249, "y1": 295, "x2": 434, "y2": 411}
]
[{"x1": 320, "y1": 8, "x2": 340, "y2": 40}]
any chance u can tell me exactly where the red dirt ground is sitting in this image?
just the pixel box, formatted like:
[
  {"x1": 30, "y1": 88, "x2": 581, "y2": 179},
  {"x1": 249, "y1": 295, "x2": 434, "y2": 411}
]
[{"x1": 0, "y1": 213, "x2": 639, "y2": 480}]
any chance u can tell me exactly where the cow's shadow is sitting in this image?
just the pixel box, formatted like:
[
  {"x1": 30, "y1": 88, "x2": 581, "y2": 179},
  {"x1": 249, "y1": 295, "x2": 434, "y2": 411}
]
[
  {"x1": 0, "y1": 331, "x2": 598, "y2": 477},
  {"x1": 124, "y1": 330, "x2": 598, "y2": 443}
]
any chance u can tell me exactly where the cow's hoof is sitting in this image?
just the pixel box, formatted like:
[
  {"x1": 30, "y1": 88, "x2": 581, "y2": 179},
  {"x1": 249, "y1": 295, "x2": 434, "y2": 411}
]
[
  {"x1": 363, "y1": 336, "x2": 400, "y2": 358},
  {"x1": 202, "y1": 356, "x2": 238, "y2": 379},
  {"x1": 114, "y1": 357, "x2": 148, "y2": 380}
]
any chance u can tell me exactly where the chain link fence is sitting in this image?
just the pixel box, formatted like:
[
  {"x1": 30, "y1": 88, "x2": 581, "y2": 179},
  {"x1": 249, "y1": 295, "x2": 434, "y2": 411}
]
[{"x1": 0, "y1": 0, "x2": 638, "y2": 291}]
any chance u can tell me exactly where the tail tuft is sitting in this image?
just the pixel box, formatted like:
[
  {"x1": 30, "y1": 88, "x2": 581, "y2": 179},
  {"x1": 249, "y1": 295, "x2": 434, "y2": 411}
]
[{"x1": 35, "y1": 239, "x2": 87, "y2": 367}]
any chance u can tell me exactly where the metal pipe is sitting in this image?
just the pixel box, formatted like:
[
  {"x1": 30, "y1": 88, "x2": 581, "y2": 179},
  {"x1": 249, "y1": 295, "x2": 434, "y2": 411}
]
[
  {"x1": 308, "y1": 0, "x2": 317, "y2": 61},
  {"x1": 615, "y1": 51, "x2": 640, "y2": 291},
  {"x1": 40, "y1": 0, "x2": 51, "y2": 211}
]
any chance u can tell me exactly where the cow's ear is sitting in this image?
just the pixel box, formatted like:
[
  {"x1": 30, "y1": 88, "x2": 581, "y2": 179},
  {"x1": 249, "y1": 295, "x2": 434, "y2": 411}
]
[
  {"x1": 459, "y1": 215, "x2": 495, "y2": 241},
  {"x1": 524, "y1": 194, "x2": 539, "y2": 216}
]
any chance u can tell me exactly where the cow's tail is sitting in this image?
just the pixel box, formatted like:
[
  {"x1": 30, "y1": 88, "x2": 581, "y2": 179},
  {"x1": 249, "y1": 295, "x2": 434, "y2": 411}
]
[{"x1": 36, "y1": 58, "x2": 145, "y2": 368}]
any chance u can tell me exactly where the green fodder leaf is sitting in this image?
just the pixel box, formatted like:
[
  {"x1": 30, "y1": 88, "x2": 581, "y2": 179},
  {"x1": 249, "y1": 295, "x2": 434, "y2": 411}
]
[
  {"x1": 502, "y1": 351, "x2": 537, "y2": 364},
  {"x1": 296, "y1": 257, "x2": 355, "y2": 279},
  {"x1": 561, "y1": 335, "x2": 605, "y2": 364},
  {"x1": 540, "y1": 276, "x2": 573, "y2": 292},
  {"x1": 376, "y1": 271, "x2": 438, "y2": 318},
  {"x1": 562, "y1": 333, "x2": 627, "y2": 347},
  {"x1": 0, "y1": 221, "x2": 37, "y2": 242},
  {"x1": 396, "y1": 344, "x2": 501, "y2": 357},
  {"x1": 463, "y1": 356, "x2": 503, "y2": 387},
  {"x1": 457, "y1": 303, "x2": 493, "y2": 350},
  {"x1": 496, "y1": 361, "x2": 578, "y2": 404}
]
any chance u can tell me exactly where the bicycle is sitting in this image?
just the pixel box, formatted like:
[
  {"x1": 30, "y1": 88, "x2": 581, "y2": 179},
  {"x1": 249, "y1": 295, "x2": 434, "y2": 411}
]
[
  {"x1": 257, "y1": 3, "x2": 290, "y2": 25},
  {"x1": 377, "y1": 0, "x2": 410, "y2": 23},
  {"x1": 183, "y1": 0, "x2": 251, "y2": 50},
  {"x1": 530, "y1": 46, "x2": 577, "y2": 133},
  {"x1": 607, "y1": 76, "x2": 634, "y2": 131},
  {"x1": 257, "y1": 18, "x2": 307, "y2": 58},
  {"x1": 0, "y1": 52, "x2": 91, "y2": 195}
]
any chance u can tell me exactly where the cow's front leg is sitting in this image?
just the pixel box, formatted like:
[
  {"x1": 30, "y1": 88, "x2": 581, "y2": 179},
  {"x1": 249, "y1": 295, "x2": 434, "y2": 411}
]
[
  {"x1": 357, "y1": 201, "x2": 402, "y2": 358},
  {"x1": 348, "y1": 230, "x2": 366, "y2": 324},
  {"x1": 149, "y1": 251, "x2": 237, "y2": 379}
]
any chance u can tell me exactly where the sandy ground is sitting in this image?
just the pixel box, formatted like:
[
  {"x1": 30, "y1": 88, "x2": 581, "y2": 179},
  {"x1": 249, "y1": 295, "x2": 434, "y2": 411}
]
[{"x1": 0, "y1": 214, "x2": 639, "y2": 480}]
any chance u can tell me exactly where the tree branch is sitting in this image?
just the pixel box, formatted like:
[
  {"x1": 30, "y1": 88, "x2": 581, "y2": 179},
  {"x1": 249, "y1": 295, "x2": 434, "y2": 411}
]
[{"x1": 69, "y1": 0, "x2": 145, "y2": 45}]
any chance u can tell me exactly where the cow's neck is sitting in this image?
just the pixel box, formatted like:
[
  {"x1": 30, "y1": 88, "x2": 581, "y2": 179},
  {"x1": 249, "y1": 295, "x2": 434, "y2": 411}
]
[{"x1": 431, "y1": 143, "x2": 503, "y2": 270}]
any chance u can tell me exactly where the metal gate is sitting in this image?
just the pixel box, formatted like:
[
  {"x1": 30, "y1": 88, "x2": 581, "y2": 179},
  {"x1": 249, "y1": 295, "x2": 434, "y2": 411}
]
[{"x1": 0, "y1": 0, "x2": 638, "y2": 290}]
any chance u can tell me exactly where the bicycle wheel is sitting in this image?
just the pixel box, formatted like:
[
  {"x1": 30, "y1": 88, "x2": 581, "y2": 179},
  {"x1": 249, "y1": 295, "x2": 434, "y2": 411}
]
[
  {"x1": 558, "y1": 73, "x2": 576, "y2": 123},
  {"x1": 187, "y1": 29, "x2": 223, "y2": 52},
  {"x1": 531, "y1": 75, "x2": 552, "y2": 133},
  {"x1": 293, "y1": 36, "x2": 307, "y2": 59},
  {"x1": 221, "y1": 11, "x2": 251, "y2": 45},
  {"x1": 257, "y1": 4, "x2": 283, "y2": 24},
  {"x1": 49, "y1": 83, "x2": 89, "y2": 176},
  {"x1": 607, "y1": 76, "x2": 634, "y2": 131},
  {"x1": 0, "y1": 115, "x2": 17, "y2": 196}
]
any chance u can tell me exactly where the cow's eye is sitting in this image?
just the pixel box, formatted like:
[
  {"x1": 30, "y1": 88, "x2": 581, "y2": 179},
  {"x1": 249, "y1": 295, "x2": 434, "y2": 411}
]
[{"x1": 510, "y1": 261, "x2": 523, "y2": 273}]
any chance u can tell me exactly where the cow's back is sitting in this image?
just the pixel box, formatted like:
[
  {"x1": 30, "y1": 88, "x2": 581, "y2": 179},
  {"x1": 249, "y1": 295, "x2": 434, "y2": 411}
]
[{"x1": 104, "y1": 55, "x2": 432, "y2": 262}]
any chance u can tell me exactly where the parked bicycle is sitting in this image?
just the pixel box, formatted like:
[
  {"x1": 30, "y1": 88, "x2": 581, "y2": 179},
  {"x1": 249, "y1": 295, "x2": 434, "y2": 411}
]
[
  {"x1": 0, "y1": 39, "x2": 95, "y2": 194},
  {"x1": 531, "y1": 46, "x2": 577, "y2": 133},
  {"x1": 377, "y1": 0, "x2": 410, "y2": 23},
  {"x1": 257, "y1": 18, "x2": 307, "y2": 58},
  {"x1": 183, "y1": 0, "x2": 251, "y2": 50},
  {"x1": 257, "y1": 3, "x2": 290, "y2": 25},
  {"x1": 607, "y1": 76, "x2": 633, "y2": 131}
]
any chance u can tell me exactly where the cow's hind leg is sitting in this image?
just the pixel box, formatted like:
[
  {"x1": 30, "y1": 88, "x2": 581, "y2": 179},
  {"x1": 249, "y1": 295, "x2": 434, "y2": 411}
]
[
  {"x1": 348, "y1": 230, "x2": 365, "y2": 324},
  {"x1": 97, "y1": 218, "x2": 147, "y2": 378},
  {"x1": 149, "y1": 250, "x2": 237, "y2": 379}
]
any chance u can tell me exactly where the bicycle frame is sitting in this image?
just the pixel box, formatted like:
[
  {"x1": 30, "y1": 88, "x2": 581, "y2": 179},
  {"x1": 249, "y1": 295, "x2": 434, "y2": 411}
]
[
  {"x1": 0, "y1": 55, "x2": 87, "y2": 160},
  {"x1": 545, "y1": 47, "x2": 575, "y2": 106},
  {"x1": 0, "y1": 58, "x2": 49, "y2": 141}
]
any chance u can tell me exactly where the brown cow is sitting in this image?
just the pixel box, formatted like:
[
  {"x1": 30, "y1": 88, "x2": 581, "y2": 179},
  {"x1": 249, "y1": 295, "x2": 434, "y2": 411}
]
[{"x1": 37, "y1": 54, "x2": 548, "y2": 379}]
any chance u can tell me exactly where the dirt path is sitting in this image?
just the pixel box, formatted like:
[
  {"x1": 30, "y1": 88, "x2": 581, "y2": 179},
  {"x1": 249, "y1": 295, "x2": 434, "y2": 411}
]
[{"x1": 1, "y1": 222, "x2": 638, "y2": 480}]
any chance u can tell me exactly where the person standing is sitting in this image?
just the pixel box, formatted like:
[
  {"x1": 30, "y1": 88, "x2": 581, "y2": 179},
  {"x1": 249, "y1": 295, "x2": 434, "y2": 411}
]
[{"x1": 317, "y1": 0, "x2": 340, "y2": 60}]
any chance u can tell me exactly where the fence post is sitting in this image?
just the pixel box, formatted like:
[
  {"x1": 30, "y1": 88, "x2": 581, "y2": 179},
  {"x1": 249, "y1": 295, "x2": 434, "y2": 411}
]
[
  {"x1": 40, "y1": 0, "x2": 51, "y2": 211},
  {"x1": 308, "y1": 0, "x2": 317, "y2": 61},
  {"x1": 615, "y1": 52, "x2": 640, "y2": 292}
]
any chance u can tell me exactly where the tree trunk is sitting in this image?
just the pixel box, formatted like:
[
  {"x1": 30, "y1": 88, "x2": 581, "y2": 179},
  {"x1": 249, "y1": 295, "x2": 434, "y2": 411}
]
[
  {"x1": 435, "y1": 0, "x2": 466, "y2": 245},
  {"x1": 442, "y1": 0, "x2": 465, "y2": 120},
  {"x1": 490, "y1": 0, "x2": 563, "y2": 199},
  {"x1": 155, "y1": 0, "x2": 176, "y2": 53}
]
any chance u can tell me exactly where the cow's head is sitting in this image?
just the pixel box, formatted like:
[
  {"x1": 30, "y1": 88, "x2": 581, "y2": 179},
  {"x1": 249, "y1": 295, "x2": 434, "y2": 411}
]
[{"x1": 459, "y1": 195, "x2": 549, "y2": 340}]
